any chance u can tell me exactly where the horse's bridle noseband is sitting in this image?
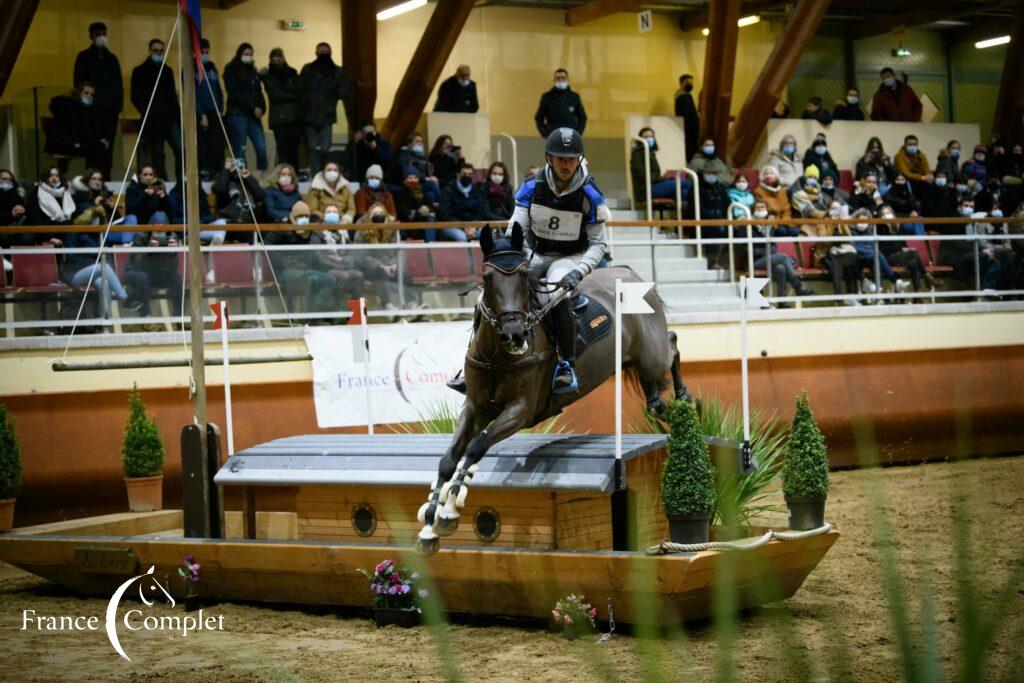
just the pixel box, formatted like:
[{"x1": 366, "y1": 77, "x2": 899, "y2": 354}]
[{"x1": 477, "y1": 251, "x2": 565, "y2": 333}]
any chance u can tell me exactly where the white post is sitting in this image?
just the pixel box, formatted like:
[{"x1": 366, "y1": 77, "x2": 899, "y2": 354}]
[
  {"x1": 359, "y1": 296, "x2": 374, "y2": 435},
  {"x1": 219, "y1": 300, "x2": 234, "y2": 456},
  {"x1": 739, "y1": 277, "x2": 750, "y2": 444},
  {"x1": 614, "y1": 278, "x2": 623, "y2": 461}
]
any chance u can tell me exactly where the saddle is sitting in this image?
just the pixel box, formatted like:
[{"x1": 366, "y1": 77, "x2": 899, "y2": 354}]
[{"x1": 538, "y1": 294, "x2": 613, "y2": 359}]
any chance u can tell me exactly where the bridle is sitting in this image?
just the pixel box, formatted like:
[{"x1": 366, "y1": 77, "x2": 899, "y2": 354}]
[{"x1": 476, "y1": 251, "x2": 567, "y2": 334}]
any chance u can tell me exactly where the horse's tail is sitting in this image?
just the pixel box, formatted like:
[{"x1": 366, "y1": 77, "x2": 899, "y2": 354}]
[{"x1": 623, "y1": 364, "x2": 672, "y2": 397}]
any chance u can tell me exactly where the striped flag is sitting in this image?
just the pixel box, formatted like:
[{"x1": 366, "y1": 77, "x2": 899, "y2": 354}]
[{"x1": 178, "y1": 0, "x2": 205, "y2": 81}]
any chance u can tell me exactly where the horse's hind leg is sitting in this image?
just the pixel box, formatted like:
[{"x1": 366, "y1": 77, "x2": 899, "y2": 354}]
[{"x1": 668, "y1": 330, "x2": 693, "y2": 402}]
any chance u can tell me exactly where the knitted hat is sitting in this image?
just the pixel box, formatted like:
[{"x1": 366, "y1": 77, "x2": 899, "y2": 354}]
[
  {"x1": 366, "y1": 164, "x2": 383, "y2": 180},
  {"x1": 805, "y1": 164, "x2": 820, "y2": 179},
  {"x1": 290, "y1": 200, "x2": 310, "y2": 222}
]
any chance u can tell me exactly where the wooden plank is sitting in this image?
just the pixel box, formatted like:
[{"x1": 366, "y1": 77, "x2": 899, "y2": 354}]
[
  {"x1": 242, "y1": 486, "x2": 256, "y2": 540},
  {"x1": 853, "y1": 0, "x2": 1022, "y2": 39},
  {"x1": 15, "y1": 510, "x2": 182, "y2": 537},
  {"x1": 0, "y1": 0, "x2": 40, "y2": 98},
  {"x1": 700, "y1": 0, "x2": 742, "y2": 154},
  {"x1": 564, "y1": 0, "x2": 644, "y2": 27},
  {"x1": 224, "y1": 511, "x2": 296, "y2": 540},
  {"x1": 341, "y1": 0, "x2": 377, "y2": 129}
]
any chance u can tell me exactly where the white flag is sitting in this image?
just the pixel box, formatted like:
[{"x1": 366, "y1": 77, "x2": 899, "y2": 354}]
[
  {"x1": 745, "y1": 277, "x2": 771, "y2": 309},
  {"x1": 620, "y1": 281, "x2": 655, "y2": 314}
]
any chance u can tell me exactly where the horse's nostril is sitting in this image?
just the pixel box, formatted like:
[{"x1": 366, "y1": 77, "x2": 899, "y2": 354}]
[{"x1": 500, "y1": 333, "x2": 511, "y2": 343}]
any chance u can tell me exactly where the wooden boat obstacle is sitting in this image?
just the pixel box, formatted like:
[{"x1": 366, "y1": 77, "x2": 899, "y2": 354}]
[{"x1": 0, "y1": 433, "x2": 837, "y2": 625}]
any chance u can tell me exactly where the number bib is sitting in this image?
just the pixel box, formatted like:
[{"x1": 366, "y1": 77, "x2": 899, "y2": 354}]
[{"x1": 528, "y1": 203, "x2": 583, "y2": 242}]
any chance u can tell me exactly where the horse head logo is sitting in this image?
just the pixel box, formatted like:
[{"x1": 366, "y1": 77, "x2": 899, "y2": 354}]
[{"x1": 105, "y1": 565, "x2": 175, "y2": 661}]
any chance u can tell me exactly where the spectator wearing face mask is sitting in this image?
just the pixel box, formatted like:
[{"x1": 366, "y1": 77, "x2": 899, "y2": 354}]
[
  {"x1": 264, "y1": 200, "x2": 338, "y2": 315},
  {"x1": 727, "y1": 173, "x2": 755, "y2": 218},
  {"x1": 223, "y1": 43, "x2": 267, "y2": 171},
  {"x1": 674, "y1": 74, "x2": 700, "y2": 161},
  {"x1": 300, "y1": 43, "x2": 352, "y2": 175},
  {"x1": 302, "y1": 161, "x2": 354, "y2": 226},
  {"x1": 698, "y1": 168, "x2": 730, "y2": 267},
  {"x1": 882, "y1": 172, "x2": 922, "y2": 231},
  {"x1": 27, "y1": 167, "x2": 77, "y2": 230},
  {"x1": 875, "y1": 203, "x2": 933, "y2": 292},
  {"x1": 630, "y1": 127, "x2": 690, "y2": 205},
  {"x1": 849, "y1": 173, "x2": 884, "y2": 216},
  {"x1": 212, "y1": 157, "x2": 265, "y2": 225},
  {"x1": 264, "y1": 163, "x2": 302, "y2": 222},
  {"x1": 940, "y1": 199, "x2": 1002, "y2": 291},
  {"x1": 849, "y1": 207, "x2": 911, "y2": 296},
  {"x1": 535, "y1": 68, "x2": 586, "y2": 137},
  {"x1": 124, "y1": 164, "x2": 172, "y2": 226},
  {"x1": 688, "y1": 137, "x2": 729, "y2": 177},
  {"x1": 481, "y1": 162, "x2": 514, "y2": 221},
  {"x1": 315, "y1": 202, "x2": 389, "y2": 301},
  {"x1": 395, "y1": 173, "x2": 437, "y2": 229},
  {"x1": 894, "y1": 135, "x2": 933, "y2": 195},
  {"x1": 855, "y1": 137, "x2": 896, "y2": 194},
  {"x1": 754, "y1": 165, "x2": 796, "y2": 236},
  {"x1": 355, "y1": 203, "x2": 428, "y2": 316},
  {"x1": 819, "y1": 174, "x2": 849, "y2": 208},
  {"x1": 429, "y1": 135, "x2": 464, "y2": 187},
  {"x1": 935, "y1": 140, "x2": 962, "y2": 184},
  {"x1": 130, "y1": 38, "x2": 181, "y2": 181},
  {"x1": 801, "y1": 96, "x2": 832, "y2": 125},
  {"x1": 434, "y1": 64, "x2": 478, "y2": 113},
  {"x1": 744, "y1": 199, "x2": 813, "y2": 301},
  {"x1": 0, "y1": 169, "x2": 27, "y2": 231},
  {"x1": 767, "y1": 136, "x2": 803, "y2": 189},
  {"x1": 73, "y1": 22, "x2": 122, "y2": 178},
  {"x1": 790, "y1": 165, "x2": 827, "y2": 219},
  {"x1": 437, "y1": 162, "x2": 484, "y2": 239},
  {"x1": 70, "y1": 168, "x2": 125, "y2": 236},
  {"x1": 395, "y1": 132, "x2": 441, "y2": 204},
  {"x1": 45, "y1": 82, "x2": 108, "y2": 174},
  {"x1": 346, "y1": 122, "x2": 393, "y2": 186},
  {"x1": 260, "y1": 48, "x2": 303, "y2": 172},
  {"x1": 814, "y1": 208, "x2": 861, "y2": 304},
  {"x1": 802, "y1": 134, "x2": 840, "y2": 185},
  {"x1": 870, "y1": 67, "x2": 922, "y2": 122},
  {"x1": 354, "y1": 164, "x2": 397, "y2": 220},
  {"x1": 833, "y1": 89, "x2": 865, "y2": 121},
  {"x1": 195, "y1": 39, "x2": 226, "y2": 180},
  {"x1": 921, "y1": 171, "x2": 959, "y2": 222}
]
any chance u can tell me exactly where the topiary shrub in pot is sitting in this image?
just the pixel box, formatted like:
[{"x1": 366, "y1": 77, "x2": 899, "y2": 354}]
[
  {"x1": 0, "y1": 405, "x2": 22, "y2": 533},
  {"x1": 662, "y1": 399, "x2": 716, "y2": 543},
  {"x1": 122, "y1": 385, "x2": 166, "y2": 512},
  {"x1": 782, "y1": 392, "x2": 829, "y2": 530}
]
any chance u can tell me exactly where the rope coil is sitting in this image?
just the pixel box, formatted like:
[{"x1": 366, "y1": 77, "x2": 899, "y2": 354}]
[{"x1": 644, "y1": 523, "x2": 832, "y2": 555}]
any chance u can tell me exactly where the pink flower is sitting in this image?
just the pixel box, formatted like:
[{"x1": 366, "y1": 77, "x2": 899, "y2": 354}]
[
  {"x1": 589, "y1": 608, "x2": 597, "y2": 618},
  {"x1": 551, "y1": 610, "x2": 559, "y2": 620},
  {"x1": 564, "y1": 616, "x2": 573, "y2": 625},
  {"x1": 375, "y1": 559, "x2": 394, "y2": 575}
]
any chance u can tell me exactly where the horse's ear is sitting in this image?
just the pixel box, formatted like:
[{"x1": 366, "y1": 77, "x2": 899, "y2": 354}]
[
  {"x1": 510, "y1": 222, "x2": 524, "y2": 252},
  {"x1": 480, "y1": 226, "x2": 494, "y2": 256}
]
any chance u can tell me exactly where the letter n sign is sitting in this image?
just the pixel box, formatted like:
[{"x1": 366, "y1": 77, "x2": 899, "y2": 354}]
[{"x1": 638, "y1": 10, "x2": 652, "y2": 33}]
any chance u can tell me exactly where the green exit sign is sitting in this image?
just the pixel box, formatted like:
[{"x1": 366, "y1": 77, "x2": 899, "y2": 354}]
[{"x1": 281, "y1": 19, "x2": 305, "y2": 30}]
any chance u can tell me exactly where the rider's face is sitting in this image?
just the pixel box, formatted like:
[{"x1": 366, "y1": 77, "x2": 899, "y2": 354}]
[{"x1": 548, "y1": 155, "x2": 581, "y2": 182}]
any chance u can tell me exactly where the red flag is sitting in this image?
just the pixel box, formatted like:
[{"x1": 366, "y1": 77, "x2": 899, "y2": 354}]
[
  {"x1": 345, "y1": 299, "x2": 362, "y2": 326},
  {"x1": 178, "y1": 0, "x2": 205, "y2": 82},
  {"x1": 210, "y1": 301, "x2": 229, "y2": 330}
]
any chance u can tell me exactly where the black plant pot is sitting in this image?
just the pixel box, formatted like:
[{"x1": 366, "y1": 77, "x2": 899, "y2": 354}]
[
  {"x1": 785, "y1": 496, "x2": 826, "y2": 531},
  {"x1": 668, "y1": 512, "x2": 711, "y2": 544},
  {"x1": 183, "y1": 594, "x2": 201, "y2": 612},
  {"x1": 372, "y1": 606, "x2": 421, "y2": 628}
]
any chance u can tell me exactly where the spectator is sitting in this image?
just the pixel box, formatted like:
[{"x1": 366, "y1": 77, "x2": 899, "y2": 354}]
[
  {"x1": 767, "y1": 135, "x2": 804, "y2": 189},
  {"x1": 437, "y1": 162, "x2": 484, "y2": 237},
  {"x1": 59, "y1": 226, "x2": 138, "y2": 313},
  {"x1": 481, "y1": 161, "x2": 514, "y2": 221},
  {"x1": 833, "y1": 88, "x2": 865, "y2": 121},
  {"x1": 44, "y1": 82, "x2": 108, "y2": 174},
  {"x1": 428, "y1": 135, "x2": 463, "y2": 187},
  {"x1": 870, "y1": 67, "x2": 922, "y2": 122},
  {"x1": 935, "y1": 140, "x2": 962, "y2": 183},
  {"x1": 264, "y1": 163, "x2": 302, "y2": 222},
  {"x1": 394, "y1": 173, "x2": 436, "y2": 227},
  {"x1": 727, "y1": 173, "x2": 755, "y2": 218},
  {"x1": 223, "y1": 43, "x2": 267, "y2": 171},
  {"x1": 674, "y1": 74, "x2": 700, "y2": 161},
  {"x1": 212, "y1": 158, "x2": 265, "y2": 225},
  {"x1": 972, "y1": 178, "x2": 1001, "y2": 215},
  {"x1": 124, "y1": 164, "x2": 173, "y2": 225},
  {"x1": 989, "y1": 139, "x2": 1015, "y2": 183},
  {"x1": 73, "y1": 22, "x2": 122, "y2": 177},
  {"x1": 346, "y1": 122, "x2": 393, "y2": 185},
  {"x1": 877, "y1": 204, "x2": 932, "y2": 291},
  {"x1": 882, "y1": 172, "x2": 922, "y2": 227},
  {"x1": 630, "y1": 127, "x2": 690, "y2": 205},
  {"x1": 961, "y1": 145, "x2": 988, "y2": 184},
  {"x1": 790, "y1": 166, "x2": 827, "y2": 219},
  {"x1": 70, "y1": 168, "x2": 120, "y2": 226},
  {"x1": 814, "y1": 207, "x2": 861, "y2": 304},
  {"x1": 130, "y1": 39, "x2": 181, "y2": 181},
  {"x1": 771, "y1": 101, "x2": 791, "y2": 119},
  {"x1": 354, "y1": 164, "x2": 397, "y2": 220},
  {"x1": 394, "y1": 132, "x2": 441, "y2": 203},
  {"x1": 894, "y1": 135, "x2": 933, "y2": 195},
  {"x1": 0, "y1": 169, "x2": 27, "y2": 228},
  {"x1": 851, "y1": 206, "x2": 911, "y2": 295},
  {"x1": 975, "y1": 207, "x2": 1015, "y2": 290},
  {"x1": 434, "y1": 64, "x2": 478, "y2": 113},
  {"x1": 801, "y1": 134, "x2": 840, "y2": 185},
  {"x1": 300, "y1": 42, "x2": 351, "y2": 174},
  {"x1": 801, "y1": 96, "x2": 833, "y2": 125},
  {"x1": 753, "y1": 165, "x2": 794, "y2": 233},
  {"x1": 123, "y1": 212, "x2": 184, "y2": 320},
  {"x1": 315, "y1": 202, "x2": 378, "y2": 300},
  {"x1": 195, "y1": 39, "x2": 226, "y2": 179},
  {"x1": 688, "y1": 137, "x2": 729, "y2": 177},
  {"x1": 261, "y1": 48, "x2": 303, "y2": 172},
  {"x1": 698, "y1": 167, "x2": 730, "y2": 266},
  {"x1": 855, "y1": 137, "x2": 896, "y2": 194},
  {"x1": 921, "y1": 170, "x2": 959, "y2": 220},
  {"x1": 265, "y1": 200, "x2": 338, "y2": 314},
  {"x1": 534, "y1": 68, "x2": 586, "y2": 137},
  {"x1": 167, "y1": 179, "x2": 223, "y2": 258},
  {"x1": 819, "y1": 173, "x2": 849, "y2": 208},
  {"x1": 305, "y1": 161, "x2": 355, "y2": 223},
  {"x1": 27, "y1": 167, "x2": 77, "y2": 227},
  {"x1": 939, "y1": 198, "x2": 1001, "y2": 291},
  {"x1": 745, "y1": 199, "x2": 812, "y2": 299},
  {"x1": 354, "y1": 203, "x2": 427, "y2": 314}
]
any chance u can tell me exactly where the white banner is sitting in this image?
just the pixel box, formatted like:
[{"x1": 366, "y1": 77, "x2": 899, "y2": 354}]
[{"x1": 304, "y1": 322, "x2": 471, "y2": 428}]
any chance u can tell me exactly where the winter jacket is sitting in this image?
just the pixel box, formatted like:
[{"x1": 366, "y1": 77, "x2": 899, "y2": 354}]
[
  {"x1": 354, "y1": 186, "x2": 397, "y2": 219},
  {"x1": 395, "y1": 147, "x2": 432, "y2": 182},
  {"x1": 0, "y1": 185, "x2": 27, "y2": 228},
  {"x1": 168, "y1": 182, "x2": 214, "y2": 224},
  {"x1": 481, "y1": 182, "x2": 514, "y2": 221},
  {"x1": 791, "y1": 185, "x2": 827, "y2": 219},
  {"x1": 767, "y1": 149, "x2": 804, "y2": 189},
  {"x1": 439, "y1": 180, "x2": 487, "y2": 221},
  {"x1": 44, "y1": 95, "x2": 102, "y2": 157},
  {"x1": 801, "y1": 108, "x2": 833, "y2": 125},
  {"x1": 224, "y1": 60, "x2": 266, "y2": 120},
  {"x1": 894, "y1": 147, "x2": 931, "y2": 182},
  {"x1": 346, "y1": 136, "x2": 393, "y2": 184},
  {"x1": 124, "y1": 178, "x2": 173, "y2": 224},
  {"x1": 698, "y1": 180, "x2": 730, "y2": 220},
  {"x1": 27, "y1": 183, "x2": 77, "y2": 226},
  {"x1": 73, "y1": 45, "x2": 123, "y2": 113},
  {"x1": 130, "y1": 58, "x2": 179, "y2": 125},
  {"x1": 304, "y1": 171, "x2": 355, "y2": 219},
  {"x1": 212, "y1": 168, "x2": 265, "y2": 223},
  {"x1": 881, "y1": 183, "x2": 920, "y2": 217},
  {"x1": 920, "y1": 183, "x2": 958, "y2": 218},
  {"x1": 727, "y1": 186, "x2": 755, "y2": 218},
  {"x1": 299, "y1": 56, "x2": 351, "y2": 127},
  {"x1": 534, "y1": 87, "x2": 587, "y2": 137},
  {"x1": 848, "y1": 189, "x2": 883, "y2": 216},
  {"x1": 961, "y1": 158, "x2": 988, "y2": 183},
  {"x1": 434, "y1": 76, "x2": 479, "y2": 113},
  {"x1": 673, "y1": 89, "x2": 700, "y2": 160},
  {"x1": 870, "y1": 81, "x2": 922, "y2": 122},
  {"x1": 855, "y1": 155, "x2": 896, "y2": 186},
  {"x1": 630, "y1": 141, "x2": 666, "y2": 203},
  {"x1": 801, "y1": 147, "x2": 841, "y2": 184},
  {"x1": 264, "y1": 186, "x2": 302, "y2": 222},
  {"x1": 819, "y1": 184, "x2": 850, "y2": 208},
  {"x1": 394, "y1": 185, "x2": 433, "y2": 223},
  {"x1": 688, "y1": 152, "x2": 729, "y2": 178},
  {"x1": 195, "y1": 61, "x2": 224, "y2": 117},
  {"x1": 261, "y1": 63, "x2": 302, "y2": 127},
  {"x1": 832, "y1": 103, "x2": 865, "y2": 121},
  {"x1": 69, "y1": 175, "x2": 116, "y2": 216},
  {"x1": 753, "y1": 180, "x2": 791, "y2": 222},
  {"x1": 934, "y1": 151, "x2": 961, "y2": 183}
]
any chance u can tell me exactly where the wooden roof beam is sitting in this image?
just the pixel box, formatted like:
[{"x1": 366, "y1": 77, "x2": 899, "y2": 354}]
[
  {"x1": 993, "y1": 3, "x2": 1024, "y2": 141},
  {"x1": 565, "y1": 0, "x2": 645, "y2": 27},
  {"x1": 699, "y1": 0, "x2": 742, "y2": 155},
  {"x1": 341, "y1": 0, "x2": 377, "y2": 130},
  {"x1": 0, "y1": 0, "x2": 40, "y2": 99},
  {"x1": 853, "y1": 0, "x2": 1023, "y2": 40}
]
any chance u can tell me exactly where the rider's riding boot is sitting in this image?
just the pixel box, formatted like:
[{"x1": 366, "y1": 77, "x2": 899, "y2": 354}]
[{"x1": 551, "y1": 298, "x2": 578, "y2": 393}]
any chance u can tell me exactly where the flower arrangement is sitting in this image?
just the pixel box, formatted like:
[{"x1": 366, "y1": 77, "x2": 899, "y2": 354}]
[
  {"x1": 357, "y1": 559, "x2": 423, "y2": 611},
  {"x1": 551, "y1": 594, "x2": 598, "y2": 639},
  {"x1": 178, "y1": 555, "x2": 201, "y2": 594}
]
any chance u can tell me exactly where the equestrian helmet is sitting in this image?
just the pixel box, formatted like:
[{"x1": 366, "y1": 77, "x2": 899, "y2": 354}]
[{"x1": 545, "y1": 127, "x2": 584, "y2": 158}]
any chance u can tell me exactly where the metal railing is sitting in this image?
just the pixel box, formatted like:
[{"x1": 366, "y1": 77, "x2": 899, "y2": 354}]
[{"x1": 495, "y1": 133, "x2": 518, "y2": 184}]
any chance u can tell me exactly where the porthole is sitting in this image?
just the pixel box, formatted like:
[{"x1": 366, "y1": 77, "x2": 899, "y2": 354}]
[
  {"x1": 352, "y1": 504, "x2": 377, "y2": 537},
  {"x1": 473, "y1": 508, "x2": 501, "y2": 543}
]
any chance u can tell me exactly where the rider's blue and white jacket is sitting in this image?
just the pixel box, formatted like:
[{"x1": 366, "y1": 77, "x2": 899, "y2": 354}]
[{"x1": 507, "y1": 160, "x2": 609, "y2": 277}]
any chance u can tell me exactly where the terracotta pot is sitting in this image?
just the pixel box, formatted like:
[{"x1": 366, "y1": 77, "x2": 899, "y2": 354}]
[
  {"x1": 125, "y1": 475, "x2": 163, "y2": 512},
  {"x1": 0, "y1": 498, "x2": 14, "y2": 533}
]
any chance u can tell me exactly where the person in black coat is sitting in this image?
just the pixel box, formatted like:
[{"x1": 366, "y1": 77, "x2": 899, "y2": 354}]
[
  {"x1": 195, "y1": 39, "x2": 226, "y2": 179},
  {"x1": 438, "y1": 163, "x2": 485, "y2": 234},
  {"x1": 674, "y1": 74, "x2": 700, "y2": 162},
  {"x1": 698, "y1": 171, "x2": 731, "y2": 267},
  {"x1": 299, "y1": 43, "x2": 351, "y2": 175},
  {"x1": 0, "y1": 169, "x2": 27, "y2": 229},
  {"x1": 801, "y1": 96, "x2": 833, "y2": 125},
  {"x1": 44, "y1": 83, "x2": 108, "y2": 174},
  {"x1": 428, "y1": 135, "x2": 463, "y2": 188},
  {"x1": 534, "y1": 68, "x2": 586, "y2": 137},
  {"x1": 261, "y1": 48, "x2": 303, "y2": 171},
  {"x1": 223, "y1": 43, "x2": 268, "y2": 170},
  {"x1": 832, "y1": 88, "x2": 866, "y2": 121},
  {"x1": 212, "y1": 159, "x2": 265, "y2": 228},
  {"x1": 124, "y1": 165, "x2": 173, "y2": 225},
  {"x1": 72, "y1": 22, "x2": 122, "y2": 177},
  {"x1": 802, "y1": 134, "x2": 841, "y2": 185},
  {"x1": 345, "y1": 121, "x2": 394, "y2": 184},
  {"x1": 434, "y1": 65, "x2": 478, "y2": 113},
  {"x1": 920, "y1": 170, "x2": 959, "y2": 219},
  {"x1": 480, "y1": 162, "x2": 514, "y2": 221},
  {"x1": 130, "y1": 39, "x2": 181, "y2": 180}
]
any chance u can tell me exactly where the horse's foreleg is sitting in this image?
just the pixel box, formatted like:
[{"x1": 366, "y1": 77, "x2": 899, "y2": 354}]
[
  {"x1": 669, "y1": 330, "x2": 693, "y2": 403},
  {"x1": 417, "y1": 404, "x2": 477, "y2": 554}
]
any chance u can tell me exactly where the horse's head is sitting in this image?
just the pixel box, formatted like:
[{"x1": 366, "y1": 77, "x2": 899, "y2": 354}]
[{"x1": 479, "y1": 223, "x2": 530, "y2": 355}]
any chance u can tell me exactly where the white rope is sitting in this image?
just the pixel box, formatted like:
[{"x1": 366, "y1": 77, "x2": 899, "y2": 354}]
[{"x1": 644, "y1": 522, "x2": 832, "y2": 555}]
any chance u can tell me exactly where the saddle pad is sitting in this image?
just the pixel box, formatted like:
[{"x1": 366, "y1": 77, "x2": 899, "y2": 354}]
[{"x1": 575, "y1": 296, "x2": 613, "y2": 356}]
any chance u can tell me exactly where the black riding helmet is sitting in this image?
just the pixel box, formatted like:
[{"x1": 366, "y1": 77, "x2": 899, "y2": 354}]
[{"x1": 545, "y1": 127, "x2": 584, "y2": 158}]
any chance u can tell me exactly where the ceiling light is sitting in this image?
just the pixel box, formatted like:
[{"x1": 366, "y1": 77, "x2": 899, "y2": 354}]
[
  {"x1": 701, "y1": 15, "x2": 760, "y2": 35},
  {"x1": 377, "y1": 0, "x2": 427, "y2": 21},
  {"x1": 975, "y1": 35, "x2": 1011, "y2": 49}
]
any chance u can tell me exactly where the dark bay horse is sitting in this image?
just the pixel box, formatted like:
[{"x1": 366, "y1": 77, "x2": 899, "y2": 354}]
[{"x1": 416, "y1": 224, "x2": 689, "y2": 554}]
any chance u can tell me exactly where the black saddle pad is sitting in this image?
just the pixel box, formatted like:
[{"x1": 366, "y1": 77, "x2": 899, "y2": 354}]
[{"x1": 574, "y1": 296, "x2": 612, "y2": 355}]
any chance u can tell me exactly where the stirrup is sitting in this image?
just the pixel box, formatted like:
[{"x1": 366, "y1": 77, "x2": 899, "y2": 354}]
[
  {"x1": 446, "y1": 370, "x2": 467, "y2": 395},
  {"x1": 551, "y1": 360, "x2": 578, "y2": 394}
]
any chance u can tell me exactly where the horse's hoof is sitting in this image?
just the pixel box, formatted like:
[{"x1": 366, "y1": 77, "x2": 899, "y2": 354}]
[
  {"x1": 647, "y1": 398, "x2": 667, "y2": 418},
  {"x1": 416, "y1": 529, "x2": 440, "y2": 556},
  {"x1": 434, "y1": 513, "x2": 460, "y2": 536}
]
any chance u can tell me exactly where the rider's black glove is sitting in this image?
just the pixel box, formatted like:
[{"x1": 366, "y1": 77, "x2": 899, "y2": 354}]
[{"x1": 559, "y1": 270, "x2": 583, "y2": 291}]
